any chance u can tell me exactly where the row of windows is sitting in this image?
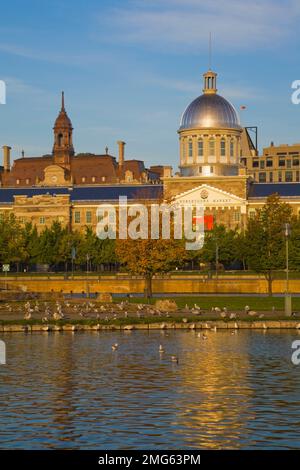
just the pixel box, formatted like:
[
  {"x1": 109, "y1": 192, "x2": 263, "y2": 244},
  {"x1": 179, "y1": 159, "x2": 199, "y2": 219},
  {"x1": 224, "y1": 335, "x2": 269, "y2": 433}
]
[
  {"x1": 15, "y1": 176, "x2": 108, "y2": 185},
  {"x1": 185, "y1": 138, "x2": 235, "y2": 159},
  {"x1": 256, "y1": 171, "x2": 300, "y2": 183},
  {"x1": 252, "y1": 159, "x2": 300, "y2": 169}
]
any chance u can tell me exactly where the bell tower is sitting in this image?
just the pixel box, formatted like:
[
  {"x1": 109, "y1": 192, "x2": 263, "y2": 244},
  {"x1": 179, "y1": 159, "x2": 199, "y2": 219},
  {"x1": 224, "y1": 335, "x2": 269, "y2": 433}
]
[{"x1": 52, "y1": 92, "x2": 74, "y2": 167}]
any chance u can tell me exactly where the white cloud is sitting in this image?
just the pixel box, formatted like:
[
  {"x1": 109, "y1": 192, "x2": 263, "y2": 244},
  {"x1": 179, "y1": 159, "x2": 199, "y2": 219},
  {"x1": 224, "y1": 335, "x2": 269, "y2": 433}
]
[{"x1": 97, "y1": 0, "x2": 300, "y2": 52}]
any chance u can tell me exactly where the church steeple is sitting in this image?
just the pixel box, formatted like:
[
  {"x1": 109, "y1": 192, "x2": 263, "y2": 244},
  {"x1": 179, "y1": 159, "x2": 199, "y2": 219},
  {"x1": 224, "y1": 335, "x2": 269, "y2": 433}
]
[{"x1": 52, "y1": 91, "x2": 74, "y2": 167}]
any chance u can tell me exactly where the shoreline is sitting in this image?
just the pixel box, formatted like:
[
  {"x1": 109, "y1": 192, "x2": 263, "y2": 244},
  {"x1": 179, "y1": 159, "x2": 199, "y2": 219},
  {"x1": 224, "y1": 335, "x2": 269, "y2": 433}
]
[{"x1": 1, "y1": 319, "x2": 300, "y2": 332}]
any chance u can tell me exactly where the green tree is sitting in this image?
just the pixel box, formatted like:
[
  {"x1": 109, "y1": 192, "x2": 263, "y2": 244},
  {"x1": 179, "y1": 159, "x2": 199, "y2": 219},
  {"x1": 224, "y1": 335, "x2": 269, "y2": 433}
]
[
  {"x1": 244, "y1": 194, "x2": 292, "y2": 295},
  {"x1": 200, "y1": 224, "x2": 237, "y2": 270}
]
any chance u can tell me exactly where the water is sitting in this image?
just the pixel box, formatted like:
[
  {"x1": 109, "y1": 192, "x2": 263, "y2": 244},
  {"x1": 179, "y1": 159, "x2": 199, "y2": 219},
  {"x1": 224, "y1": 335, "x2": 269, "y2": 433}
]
[{"x1": 0, "y1": 330, "x2": 300, "y2": 449}]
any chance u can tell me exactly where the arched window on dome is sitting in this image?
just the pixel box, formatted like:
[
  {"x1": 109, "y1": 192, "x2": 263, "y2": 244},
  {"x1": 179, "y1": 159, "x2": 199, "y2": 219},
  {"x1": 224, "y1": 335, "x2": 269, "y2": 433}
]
[
  {"x1": 230, "y1": 138, "x2": 235, "y2": 158},
  {"x1": 220, "y1": 138, "x2": 226, "y2": 157},
  {"x1": 209, "y1": 138, "x2": 215, "y2": 156}
]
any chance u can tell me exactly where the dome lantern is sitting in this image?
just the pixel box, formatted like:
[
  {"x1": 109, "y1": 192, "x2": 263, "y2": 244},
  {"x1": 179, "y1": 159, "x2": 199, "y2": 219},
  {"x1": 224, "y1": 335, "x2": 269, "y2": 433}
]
[{"x1": 203, "y1": 70, "x2": 217, "y2": 94}]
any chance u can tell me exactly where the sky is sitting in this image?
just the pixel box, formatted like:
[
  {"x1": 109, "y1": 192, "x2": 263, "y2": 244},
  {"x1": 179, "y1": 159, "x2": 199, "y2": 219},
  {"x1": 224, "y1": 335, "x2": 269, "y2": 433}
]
[{"x1": 0, "y1": 0, "x2": 300, "y2": 170}]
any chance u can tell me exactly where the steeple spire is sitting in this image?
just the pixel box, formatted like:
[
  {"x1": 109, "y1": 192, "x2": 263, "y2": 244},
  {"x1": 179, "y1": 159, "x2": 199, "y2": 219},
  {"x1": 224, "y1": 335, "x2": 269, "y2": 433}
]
[{"x1": 61, "y1": 91, "x2": 65, "y2": 111}]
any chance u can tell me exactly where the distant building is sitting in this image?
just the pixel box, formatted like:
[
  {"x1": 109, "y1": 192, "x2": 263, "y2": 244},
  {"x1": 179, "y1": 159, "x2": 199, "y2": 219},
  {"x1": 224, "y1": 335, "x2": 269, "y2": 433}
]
[
  {"x1": 243, "y1": 142, "x2": 300, "y2": 183},
  {"x1": 0, "y1": 92, "x2": 162, "y2": 187}
]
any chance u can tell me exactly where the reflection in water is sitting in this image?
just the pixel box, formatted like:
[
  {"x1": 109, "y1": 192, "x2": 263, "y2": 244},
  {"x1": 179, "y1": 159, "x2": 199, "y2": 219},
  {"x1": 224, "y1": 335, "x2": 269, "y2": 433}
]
[{"x1": 0, "y1": 330, "x2": 299, "y2": 449}]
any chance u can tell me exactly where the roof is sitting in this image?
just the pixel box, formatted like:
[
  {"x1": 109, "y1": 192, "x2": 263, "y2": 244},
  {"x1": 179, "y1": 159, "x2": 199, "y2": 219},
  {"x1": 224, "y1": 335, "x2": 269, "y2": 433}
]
[
  {"x1": 0, "y1": 184, "x2": 163, "y2": 203},
  {"x1": 248, "y1": 183, "x2": 300, "y2": 198},
  {"x1": 180, "y1": 93, "x2": 241, "y2": 131}
]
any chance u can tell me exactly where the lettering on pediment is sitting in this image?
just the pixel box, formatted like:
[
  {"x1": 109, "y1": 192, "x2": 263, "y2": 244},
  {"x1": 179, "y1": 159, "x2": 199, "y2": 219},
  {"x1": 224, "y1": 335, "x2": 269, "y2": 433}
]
[{"x1": 174, "y1": 184, "x2": 246, "y2": 207}]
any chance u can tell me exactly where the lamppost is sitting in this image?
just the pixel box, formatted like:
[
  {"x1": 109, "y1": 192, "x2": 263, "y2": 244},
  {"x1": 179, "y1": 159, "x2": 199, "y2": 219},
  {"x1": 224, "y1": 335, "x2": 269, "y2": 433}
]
[
  {"x1": 86, "y1": 253, "x2": 90, "y2": 298},
  {"x1": 284, "y1": 223, "x2": 292, "y2": 316}
]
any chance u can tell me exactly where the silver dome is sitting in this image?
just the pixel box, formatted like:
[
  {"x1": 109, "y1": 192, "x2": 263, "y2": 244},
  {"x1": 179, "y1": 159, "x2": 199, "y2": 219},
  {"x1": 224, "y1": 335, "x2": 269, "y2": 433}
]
[{"x1": 180, "y1": 93, "x2": 241, "y2": 130}]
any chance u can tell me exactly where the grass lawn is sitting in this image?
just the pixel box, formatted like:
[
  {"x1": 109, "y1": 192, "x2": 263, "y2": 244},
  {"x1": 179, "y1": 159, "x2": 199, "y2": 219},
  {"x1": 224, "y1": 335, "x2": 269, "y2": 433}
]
[{"x1": 119, "y1": 296, "x2": 300, "y2": 312}]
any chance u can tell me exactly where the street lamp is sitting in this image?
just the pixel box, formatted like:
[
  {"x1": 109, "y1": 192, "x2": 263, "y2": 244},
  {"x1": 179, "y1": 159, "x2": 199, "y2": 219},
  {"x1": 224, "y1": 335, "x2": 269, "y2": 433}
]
[{"x1": 284, "y1": 223, "x2": 292, "y2": 316}]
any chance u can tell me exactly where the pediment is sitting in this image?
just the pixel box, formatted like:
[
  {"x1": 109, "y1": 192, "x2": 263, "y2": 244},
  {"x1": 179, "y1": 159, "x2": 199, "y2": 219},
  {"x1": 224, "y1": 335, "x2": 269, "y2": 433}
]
[{"x1": 174, "y1": 184, "x2": 246, "y2": 207}]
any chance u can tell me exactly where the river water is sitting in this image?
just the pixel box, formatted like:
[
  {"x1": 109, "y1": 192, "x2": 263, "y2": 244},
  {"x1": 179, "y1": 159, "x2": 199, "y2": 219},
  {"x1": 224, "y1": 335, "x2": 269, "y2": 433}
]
[{"x1": 0, "y1": 330, "x2": 300, "y2": 449}]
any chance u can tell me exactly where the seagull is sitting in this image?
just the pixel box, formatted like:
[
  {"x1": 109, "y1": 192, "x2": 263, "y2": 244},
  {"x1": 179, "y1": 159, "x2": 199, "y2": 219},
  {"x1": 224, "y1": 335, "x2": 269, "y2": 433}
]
[
  {"x1": 171, "y1": 355, "x2": 179, "y2": 364},
  {"x1": 159, "y1": 344, "x2": 165, "y2": 353},
  {"x1": 112, "y1": 343, "x2": 118, "y2": 351},
  {"x1": 24, "y1": 312, "x2": 32, "y2": 320}
]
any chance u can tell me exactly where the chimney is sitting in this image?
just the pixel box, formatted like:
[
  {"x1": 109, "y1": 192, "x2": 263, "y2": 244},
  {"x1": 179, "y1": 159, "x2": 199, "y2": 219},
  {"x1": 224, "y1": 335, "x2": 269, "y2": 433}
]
[
  {"x1": 163, "y1": 166, "x2": 173, "y2": 178},
  {"x1": 2, "y1": 145, "x2": 11, "y2": 171},
  {"x1": 117, "y1": 141, "x2": 125, "y2": 167}
]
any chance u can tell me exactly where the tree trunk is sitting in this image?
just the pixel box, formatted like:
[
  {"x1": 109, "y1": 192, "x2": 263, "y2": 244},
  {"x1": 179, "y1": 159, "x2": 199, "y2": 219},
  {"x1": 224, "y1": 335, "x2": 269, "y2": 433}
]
[
  {"x1": 145, "y1": 275, "x2": 153, "y2": 299},
  {"x1": 266, "y1": 271, "x2": 273, "y2": 296}
]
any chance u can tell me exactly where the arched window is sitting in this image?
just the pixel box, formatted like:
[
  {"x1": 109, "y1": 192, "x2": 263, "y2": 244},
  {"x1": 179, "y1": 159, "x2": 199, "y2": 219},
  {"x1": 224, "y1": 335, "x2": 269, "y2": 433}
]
[
  {"x1": 58, "y1": 133, "x2": 63, "y2": 146},
  {"x1": 209, "y1": 138, "x2": 215, "y2": 156},
  {"x1": 197, "y1": 139, "x2": 204, "y2": 157},
  {"x1": 230, "y1": 139, "x2": 235, "y2": 158},
  {"x1": 220, "y1": 138, "x2": 226, "y2": 157}
]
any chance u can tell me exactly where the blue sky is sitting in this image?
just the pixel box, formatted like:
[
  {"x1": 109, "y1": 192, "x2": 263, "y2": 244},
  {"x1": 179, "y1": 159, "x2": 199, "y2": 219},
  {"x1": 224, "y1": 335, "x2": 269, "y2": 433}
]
[{"x1": 0, "y1": 0, "x2": 300, "y2": 169}]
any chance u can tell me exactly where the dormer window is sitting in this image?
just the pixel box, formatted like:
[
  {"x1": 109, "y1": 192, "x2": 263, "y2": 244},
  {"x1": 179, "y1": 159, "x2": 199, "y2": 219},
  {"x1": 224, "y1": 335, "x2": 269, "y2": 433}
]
[
  {"x1": 26, "y1": 178, "x2": 30, "y2": 185},
  {"x1": 16, "y1": 179, "x2": 20, "y2": 185},
  {"x1": 82, "y1": 177, "x2": 86, "y2": 183},
  {"x1": 92, "y1": 176, "x2": 96, "y2": 183}
]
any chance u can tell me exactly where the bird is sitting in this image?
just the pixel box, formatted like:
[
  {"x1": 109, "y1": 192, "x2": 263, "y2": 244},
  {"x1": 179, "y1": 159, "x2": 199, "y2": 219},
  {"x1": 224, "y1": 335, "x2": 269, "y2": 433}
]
[
  {"x1": 248, "y1": 310, "x2": 257, "y2": 317},
  {"x1": 231, "y1": 330, "x2": 237, "y2": 335},
  {"x1": 171, "y1": 355, "x2": 179, "y2": 364},
  {"x1": 24, "y1": 312, "x2": 32, "y2": 320},
  {"x1": 112, "y1": 343, "x2": 118, "y2": 351},
  {"x1": 202, "y1": 334, "x2": 208, "y2": 340},
  {"x1": 229, "y1": 313, "x2": 237, "y2": 319},
  {"x1": 211, "y1": 325, "x2": 217, "y2": 332},
  {"x1": 244, "y1": 305, "x2": 250, "y2": 313},
  {"x1": 159, "y1": 344, "x2": 165, "y2": 353}
]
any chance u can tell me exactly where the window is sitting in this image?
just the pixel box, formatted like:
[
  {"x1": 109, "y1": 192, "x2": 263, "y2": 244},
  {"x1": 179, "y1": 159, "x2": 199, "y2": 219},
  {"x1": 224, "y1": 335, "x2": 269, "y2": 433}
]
[
  {"x1": 260, "y1": 160, "x2": 265, "y2": 169},
  {"x1": 26, "y1": 178, "x2": 30, "y2": 184},
  {"x1": 188, "y1": 140, "x2": 193, "y2": 159},
  {"x1": 210, "y1": 166, "x2": 214, "y2": 174},
  {"x1": 285, "y1": 171, "x2": 293, "y2": 182},
  {"x1": 234, "y1": 211, "x2": 240, "y2": 222},
  {"x1": 269, "y1": 172, "x2": 273, "y2": 182},
  {"x1": 230, "y1": 139, "x2": 234, "y2": 158},
  {"x1": 92, "y1": 176, "x2": 96, "y2": 183},
  {"x1": 279, "y1": 159, "x2": 285, "y2": 167},
  {"x1": 249, "y1": 210, "x2": 256, "y2": 219},
  {"x1": 252, "y1": 160, "x2": 259, "y2": 168},
  {"x1": 16, "y1": 179, "x2": 20, "y2": 185},
  {"x1": 39, "y1": 216, "x2": 45, "y2": 224},
  {"x1": 296, "y1": 171, "x2": 300, "y2": 182},
  {"x1": 259, "y1": 172, "x2": 266, "y2": 182},
  {"x1": 74, "y1": 211, "x2": 81, "y2": 223},
  {"x1": 57, "y1": 133, "x2": 63, "y2": 146},
  {"x1": 266, "y1": 159, "x2": 273, "y2": 167},
  {"x1": 220, "y1": 138, "x2": 226, "y2": 157},
  {"x1": 102, "y1": 176, "x2": 106, "y2": 182},
  {"x1": 209, "y1": 138, "x2": 215, "y2": 156},
  {"x1": 287, "y1": 160, "x2": 292, "y2": 169},
  {"x1": 197, "y1": 139, "x2": 203, "y2": 157},
  {"x1": 278, "y1": 171, "x2": 282, "y2": 182},
  {"x1": 198, "y1": 166, "x2": 202, "y2": 174},
  {"x1": 86, "y1": 211, "x2": 92, "y2": 224},
  {"x1": 293, "y1": 159, "x2": 299, "y2": 166},
  {"x1": 82, "y1": 177, "x2": 86, "y2": 183}
]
